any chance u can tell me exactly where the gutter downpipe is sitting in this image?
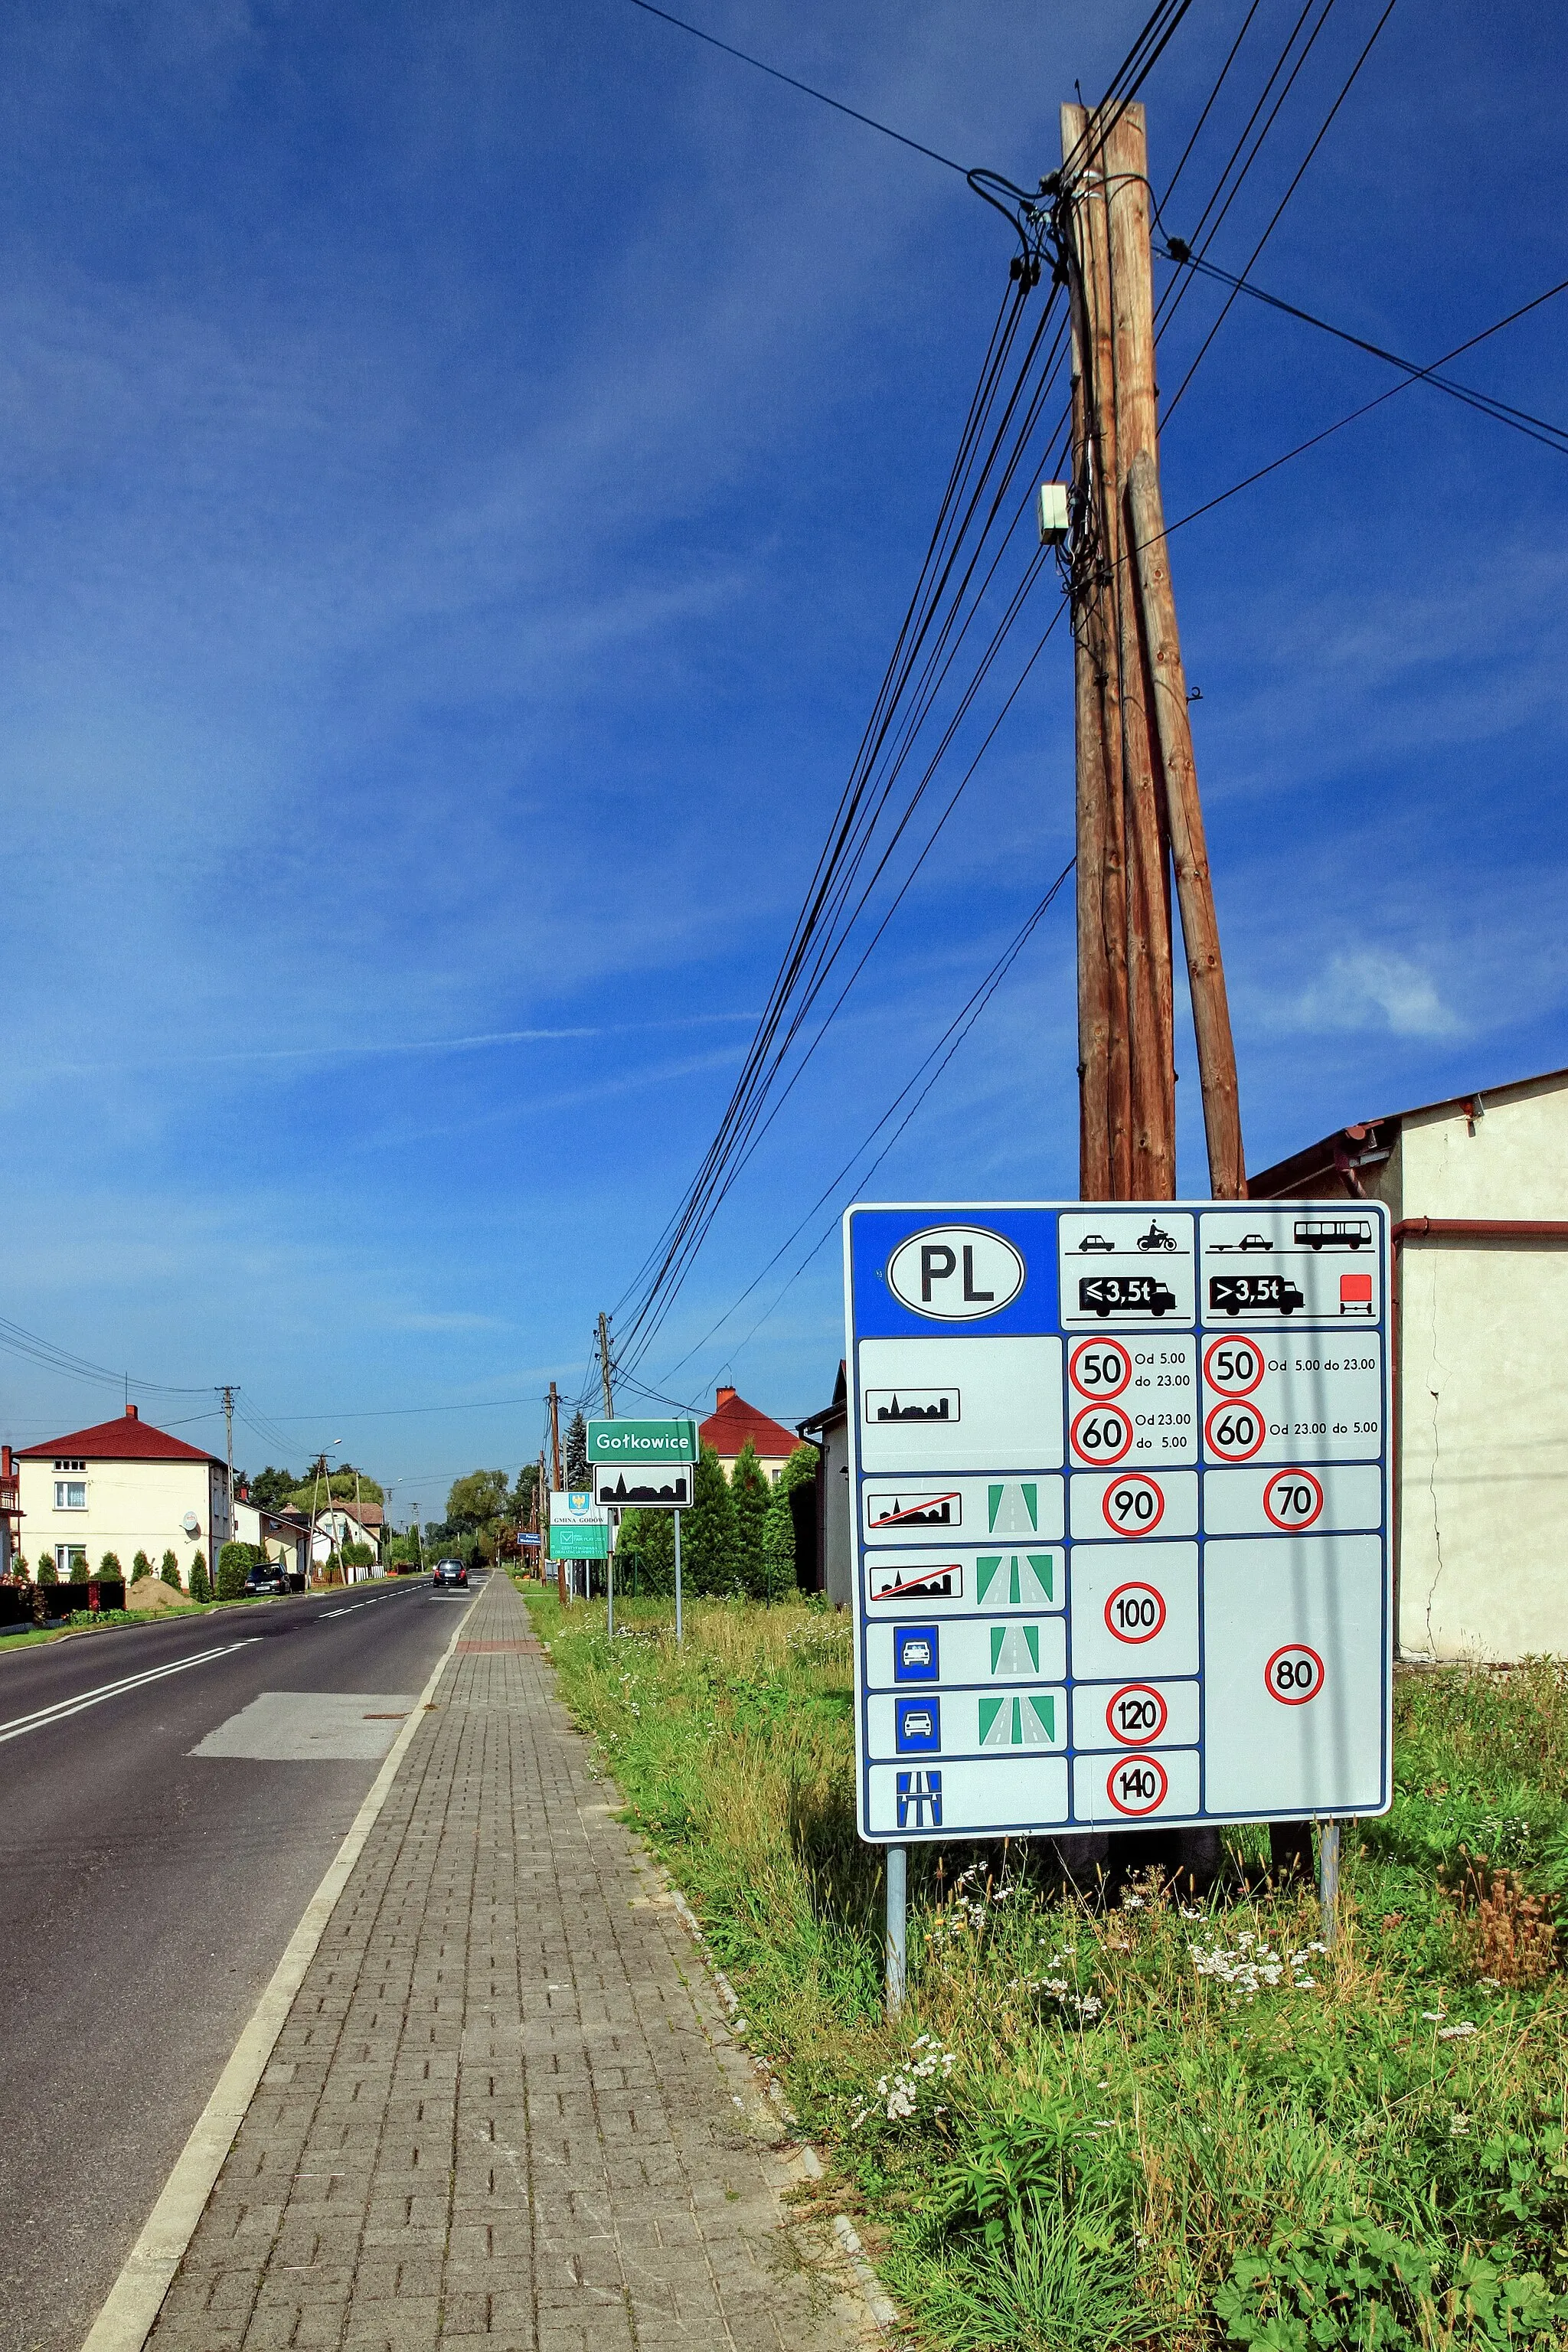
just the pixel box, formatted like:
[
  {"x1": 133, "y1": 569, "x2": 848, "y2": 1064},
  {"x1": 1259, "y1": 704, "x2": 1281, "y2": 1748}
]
[{"x1": 1390, "y1": 1220, "x2": 1568, "y2": 1659}]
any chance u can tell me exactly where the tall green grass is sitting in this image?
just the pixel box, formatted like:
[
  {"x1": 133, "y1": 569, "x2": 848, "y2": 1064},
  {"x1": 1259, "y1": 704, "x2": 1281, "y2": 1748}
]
[{"x1": 527, "y1": 1590, "x2": 1568, "y2": 2347}]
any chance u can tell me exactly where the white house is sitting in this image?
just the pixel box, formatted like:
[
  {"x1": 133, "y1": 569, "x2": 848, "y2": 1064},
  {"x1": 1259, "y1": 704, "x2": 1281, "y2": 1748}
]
[
  {"x1": 307, "y1": 1500, "x2": 384, "y2": 1579},
  {"x1": 233, "y1": 1494, "x2": 310, "y2": 1581},
  {"x1": 15, "y1": 1406, "x2": 232, "y2": 1583},
  {"x1": 1250, "y1": 1064, "x2": 1568, "y2": 1663}
]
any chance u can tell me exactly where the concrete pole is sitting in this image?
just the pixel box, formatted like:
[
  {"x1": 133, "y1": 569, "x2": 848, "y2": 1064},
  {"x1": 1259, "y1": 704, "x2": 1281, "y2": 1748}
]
[{"x1": 886, "y1": 1846, "x2": 907, "y2": 2016}]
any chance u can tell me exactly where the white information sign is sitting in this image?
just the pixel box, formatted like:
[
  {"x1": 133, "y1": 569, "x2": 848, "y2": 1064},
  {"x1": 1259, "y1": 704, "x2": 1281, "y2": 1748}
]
[{"x1": 844, "y1": 1201, "x2": 1392, "y2": 1842}]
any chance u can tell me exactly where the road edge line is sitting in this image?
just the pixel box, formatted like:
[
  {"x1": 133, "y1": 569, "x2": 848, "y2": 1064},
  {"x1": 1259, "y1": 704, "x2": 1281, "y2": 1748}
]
[{"x1": 77, "y1": 1594, "x2": 476, "y2": 2352}]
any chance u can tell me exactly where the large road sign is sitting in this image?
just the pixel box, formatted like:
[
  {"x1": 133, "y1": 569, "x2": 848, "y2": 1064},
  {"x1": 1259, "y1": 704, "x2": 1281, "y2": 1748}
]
[
  {"x1": 844, "y1": 1201, "x2": 1392, "y2": 1843},
  {"x1": 591, "y1": 1462, "x2": 693, "y2": 1509},
  {"x1": 586, "y1": 1417, "x2": 697, "y2": 1467}
]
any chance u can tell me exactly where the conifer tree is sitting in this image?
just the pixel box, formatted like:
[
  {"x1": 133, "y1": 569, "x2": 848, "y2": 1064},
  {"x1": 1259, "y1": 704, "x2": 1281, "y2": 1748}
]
[
  {"x1": 160, "y1": 1549, "x2": 182, "y2": 1589},
  {"x1": 37, "y1": 1550, "x2": 58, "y2": 1586},
  {"x1": 131, "y1": 1550, "x2": 152, "y2": 1582},
  {"x1": 686, "y1": 1444, "x2": 739, "y2": 1596},
  {"x1": 564, "y1": 1411, "x2": 590, "y2": 1493},
  {"x1": 729, "y1": 1441, "x2": 770, "y2": 1599},
  {"x1": 99, "y1": 1551, "x2": 122, "y2": 1579},
  {"x1": 188, "y1": 1549, "x2": 211, "y2": 1602}
]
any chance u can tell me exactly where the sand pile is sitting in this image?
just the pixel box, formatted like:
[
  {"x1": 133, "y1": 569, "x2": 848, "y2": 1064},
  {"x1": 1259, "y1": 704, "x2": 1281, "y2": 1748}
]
[{"x1": 126, "y1": 1578, "x2": 186, "y2": 1611}]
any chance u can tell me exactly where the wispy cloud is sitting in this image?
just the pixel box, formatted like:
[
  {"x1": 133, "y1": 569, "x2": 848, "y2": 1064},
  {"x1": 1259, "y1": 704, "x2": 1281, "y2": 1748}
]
[{"x1": 1269, "y1": 949, "x2": 1465, "y2": 1039}]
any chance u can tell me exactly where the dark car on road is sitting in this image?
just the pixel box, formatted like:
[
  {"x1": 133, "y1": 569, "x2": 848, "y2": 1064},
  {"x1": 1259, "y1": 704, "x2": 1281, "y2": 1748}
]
[
  {"x1": 244, "y1": 1561, "x2": 290, "y2": 1596},
  {"x1": 431, "y1": 1557, "x2": 469, "y2": 1590}
]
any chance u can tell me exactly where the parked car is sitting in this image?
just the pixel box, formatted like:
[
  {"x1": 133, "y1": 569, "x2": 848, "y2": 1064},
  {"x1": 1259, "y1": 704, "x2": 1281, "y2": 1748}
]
[
  {"x1": 244, "y1": 1561, "x2": 290, "y2": 1596},
  {"x1": 432, "y1": 1557, "x2": 469, "y2": 1590}
]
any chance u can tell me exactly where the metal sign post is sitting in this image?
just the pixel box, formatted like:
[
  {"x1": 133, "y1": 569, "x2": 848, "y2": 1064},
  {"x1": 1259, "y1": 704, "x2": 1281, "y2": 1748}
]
[
  {"x1": 885, "y1": 1846, "x2": 907, "y2": 2016},
  {"x1": 1318, "y1": 1818, "x2": 1341, "y2": 1946},
  {"x1": 842, "y1": 1199, "x2": 1393, "y2": 2007},
  {"x1": 673, "y1": 1508, "x2": 683, "y2": 1647}
]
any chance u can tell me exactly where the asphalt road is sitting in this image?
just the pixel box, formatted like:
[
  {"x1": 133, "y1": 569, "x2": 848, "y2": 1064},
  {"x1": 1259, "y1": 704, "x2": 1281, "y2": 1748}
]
[{"x1": 0, "y1": 1576, "x2": 479, "y2": 2352}]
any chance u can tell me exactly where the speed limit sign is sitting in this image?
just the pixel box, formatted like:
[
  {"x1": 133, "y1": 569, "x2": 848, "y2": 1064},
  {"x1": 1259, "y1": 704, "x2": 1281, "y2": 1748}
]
[
  {"x1": 1101, "y1": 1473, "x2": 1165, "y2": 1537},
  {"x1": 1071, "y1": 1402, "x2": 1134, "y2": 1466},
  {"x1": 1069, "y1": 1337, "x2": 1132, "y2": 1400},
  {"x1": 1263, "y1": 1469, "x2": 1324, "y2": 1530},
  {"x1": 1204, "y1": 1399, "x2": 1266, "y2": 1462},
  {"x1": 1265, "y1": 1645, "x2": 1325, "y2": 1706},
  {"x1": 1105, "y1": 1683, "x2": 1168, "y2": 1745},
  {"x1": 1106, "y1": 1753, "x2": 1168, "y2": 1815}
]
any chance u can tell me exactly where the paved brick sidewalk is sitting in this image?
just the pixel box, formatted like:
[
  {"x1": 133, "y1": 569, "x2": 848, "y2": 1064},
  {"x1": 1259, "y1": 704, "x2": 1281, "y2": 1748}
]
[{"x1": 148, "y1": 1576, "x2": 870, "y2": 2352}]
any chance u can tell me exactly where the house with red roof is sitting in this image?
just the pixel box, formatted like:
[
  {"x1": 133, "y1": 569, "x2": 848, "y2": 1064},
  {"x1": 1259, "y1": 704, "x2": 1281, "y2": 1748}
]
[
  {"x1": 697, "y1": 1387, "x2": 802, "y2": 1485},
  {"x1": 15, "y1": 1404, "x2": 234, "y2": 1586}
]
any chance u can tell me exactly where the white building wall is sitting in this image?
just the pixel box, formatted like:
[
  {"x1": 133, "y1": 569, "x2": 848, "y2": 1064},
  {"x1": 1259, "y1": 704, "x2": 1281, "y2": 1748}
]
[
  {"x1": 15, "y1": 1455, "x2": 217, "y2": 1583},
  {"x1": 822, "y1": 1419, "x2": 853, "y2": 1609},
  {"x1": 1395, "y1": 1078, "x2": 1568, "y2": 1661}
]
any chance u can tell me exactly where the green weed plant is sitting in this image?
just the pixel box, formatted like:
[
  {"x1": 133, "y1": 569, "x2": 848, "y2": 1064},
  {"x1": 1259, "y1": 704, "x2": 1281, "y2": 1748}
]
[{"x1": 528, "y1": 1593, "x2": 1568, "y2": 2348}]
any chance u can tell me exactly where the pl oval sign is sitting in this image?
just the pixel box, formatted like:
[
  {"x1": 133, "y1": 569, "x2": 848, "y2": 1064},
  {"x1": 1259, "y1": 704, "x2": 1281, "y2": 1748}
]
[{"x1": 886, "y1": 1225, "x2": 1025, "y2": 1321}]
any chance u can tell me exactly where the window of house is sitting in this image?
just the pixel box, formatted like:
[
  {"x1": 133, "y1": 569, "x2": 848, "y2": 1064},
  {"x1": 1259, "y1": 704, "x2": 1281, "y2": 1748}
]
[
  {"x1": 56, "y1": 1545, "x2": 87, "y2": 1575},
  {"x1": 54, "y1": 1479, "x2": 87, "y2": 1509},
  {"x1": 52, "y1": 1458, "x2": 86, "y2": 1472}
]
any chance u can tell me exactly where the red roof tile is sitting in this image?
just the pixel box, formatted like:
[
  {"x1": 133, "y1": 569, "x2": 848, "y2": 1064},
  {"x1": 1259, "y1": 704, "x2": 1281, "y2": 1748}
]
[
  {"x1": 18, "y1": 1407, "x2": 223, "y2": 1467},
  {"x1": 698, "y1": 1390, "x2": 801, "y2": 1462}
]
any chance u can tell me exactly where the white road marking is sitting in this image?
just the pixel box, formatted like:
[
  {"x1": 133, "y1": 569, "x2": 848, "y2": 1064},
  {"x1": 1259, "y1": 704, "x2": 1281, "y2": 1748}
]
[{"x1": 0, "y1": 1642, "x2": 262, "y2": 1748}]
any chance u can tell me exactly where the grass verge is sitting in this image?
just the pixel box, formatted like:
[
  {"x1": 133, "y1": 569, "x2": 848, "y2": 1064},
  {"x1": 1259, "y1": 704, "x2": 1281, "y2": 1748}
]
[{"x1": 524, "y1": 1586, "x2": 1568, "y2": 2350}]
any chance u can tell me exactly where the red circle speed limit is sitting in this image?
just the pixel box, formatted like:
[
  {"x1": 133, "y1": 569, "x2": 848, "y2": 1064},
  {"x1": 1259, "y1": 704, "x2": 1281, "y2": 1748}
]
[
  {"x1": 1266, "y1": 1644, "x2": 1325, "y2": 1705},
  {"x1": 1264, "y1": 1468, "x2": 1325, "y2": 1530},
  {"x1": 1205, "y1": 1399, "x2": 1266, "y2": 1462},
  {"x1": 1071, "y1": 1403, "x2": 1134, "y2": 1466},
  {"x1": 1104, "y1": 1581, "x2": 1166, "y2": 1644},
  {"x1": 1102, "y1": 1474, "x2": 1165, "y2": 1537},
  {"x1": 1106, "y1": 1683, "x2": 1168, "y2": 1746},
  {"x1": 1106, "y1": 1753, "x2": 1168, "y2": 1815},
  {"x1": 1204, "y1": 1334, "x2": 1266, "y2": 1397},
  {"x1": 1070, "y1": 1338, "x2": 1132, "y2": 1401}
]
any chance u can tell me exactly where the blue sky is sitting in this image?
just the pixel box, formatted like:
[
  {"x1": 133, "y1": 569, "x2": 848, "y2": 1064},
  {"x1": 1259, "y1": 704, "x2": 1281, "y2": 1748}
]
[{"x1": 2, "y1": 0, "x2": 1563, "y2": 1518}]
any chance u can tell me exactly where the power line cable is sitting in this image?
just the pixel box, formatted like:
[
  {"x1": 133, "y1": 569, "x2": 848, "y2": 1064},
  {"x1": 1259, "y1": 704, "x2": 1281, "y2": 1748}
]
[
  {"x1": 1160, "y1": 245, "x2": 1568, "y2": 452},
  {"x1": 680, "y1": 858, "x2": 1076, "y2": 1385},
  {"x1": 620, "y1": 0, "x2": 970, "y2": 175},
  {"x1": 1160, "y1": 273, "x2": 1568, "y2": 534},
  {"x1": 1161, "y1": 0, "x2": 1403, "y2": 420}
]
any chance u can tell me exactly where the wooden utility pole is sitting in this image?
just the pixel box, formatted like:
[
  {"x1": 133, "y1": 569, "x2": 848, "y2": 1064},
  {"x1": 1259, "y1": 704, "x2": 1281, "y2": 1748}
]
[
  {"x1": 1060, "y1": 100, "x2": 1236, "y2": 1202},
  {"x1": 548, "y1": 1383, "x2": 565, "y2": 1605},
  {"x1": 1127, "y1": 450, "x2": 1245, "y2": 1195},
  {"x1": 597, "y1": 1314, "x2": 614, "y2": 1417}
]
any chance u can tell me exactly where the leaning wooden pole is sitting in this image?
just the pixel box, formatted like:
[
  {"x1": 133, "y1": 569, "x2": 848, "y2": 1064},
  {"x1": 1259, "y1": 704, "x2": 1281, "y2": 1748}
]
[
  {"x1": 1127, "y1": 449, "x2": 1246, "y2": 1195},
  {"x1": 1104, "y1": 104, "x2": 1175, "y2": 1199}
]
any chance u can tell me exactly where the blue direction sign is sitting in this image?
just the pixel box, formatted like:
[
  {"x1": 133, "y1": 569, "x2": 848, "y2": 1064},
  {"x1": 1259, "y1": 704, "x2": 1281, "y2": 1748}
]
[{"x1": 844, "y1": 1201, "x2": 1393, "y2": 1844}]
